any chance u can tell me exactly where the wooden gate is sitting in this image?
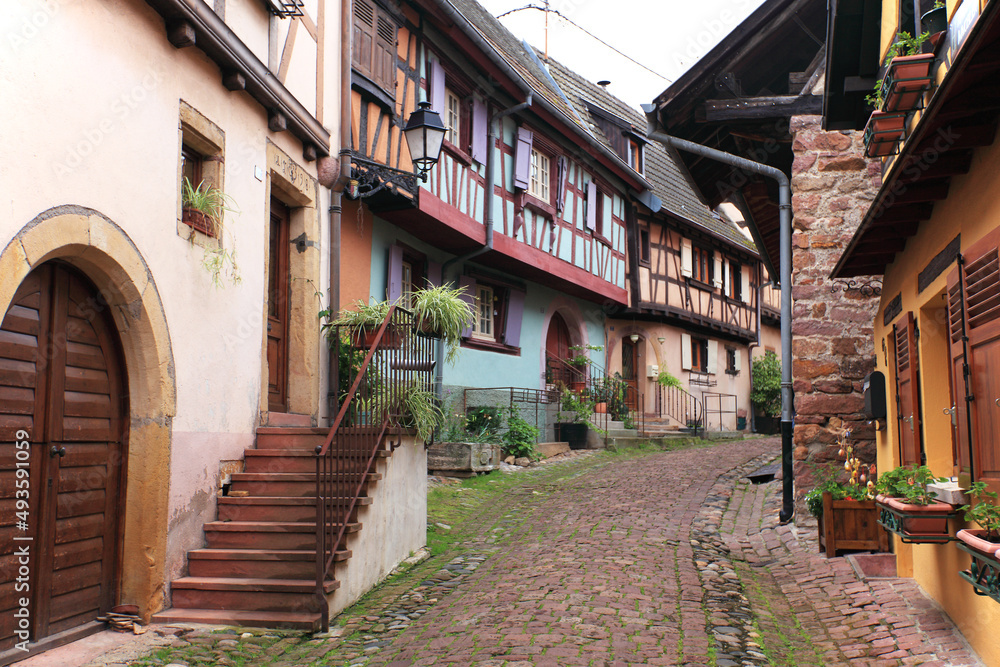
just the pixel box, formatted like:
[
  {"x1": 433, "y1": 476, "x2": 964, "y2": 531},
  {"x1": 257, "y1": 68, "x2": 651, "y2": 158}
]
[{"x1": 0, "y1": 263, "x2": 128, "y2": 651}]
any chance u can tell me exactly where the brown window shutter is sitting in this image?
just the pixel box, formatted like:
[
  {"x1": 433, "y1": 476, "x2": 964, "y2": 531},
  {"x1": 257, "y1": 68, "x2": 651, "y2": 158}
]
[
  {"x1": 947, "y1": 266, "x2": 973, "y2": 478},
  {"x1": 375, "y1": 14, "x2": 396, "y2": 92},
  {"x1": 893, "y1": 312, "x2": 922, "y2": 467},
  {"x1": 353, "y1": 0, "x2": 376, "y2": 80}
]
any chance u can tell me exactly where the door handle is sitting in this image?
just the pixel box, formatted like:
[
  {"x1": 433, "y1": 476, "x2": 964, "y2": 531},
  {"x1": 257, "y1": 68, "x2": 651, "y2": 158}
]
[
  {"x1": 904, "y1": 415, "x2": 914, "y2": 432},
  {"x1": 943, "y1": 406, "x2": 956, "y2": 426},
  {"x1": 49, "y1": 445, "x2": 66, "y2": 458}
]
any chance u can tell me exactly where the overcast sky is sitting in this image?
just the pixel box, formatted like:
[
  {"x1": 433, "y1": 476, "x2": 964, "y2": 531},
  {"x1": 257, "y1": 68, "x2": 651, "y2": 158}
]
[{"x1": 477, "y1": 0, "x2": 767, "y2": 111}]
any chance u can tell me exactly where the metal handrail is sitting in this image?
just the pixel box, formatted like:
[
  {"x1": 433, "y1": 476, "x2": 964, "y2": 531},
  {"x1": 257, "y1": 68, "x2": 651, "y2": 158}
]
[
  {"x1": 314, "y1": 305, "x2": 435, "y2": 631},
  {"x1": 656, "y1": 383, "x2": 703, "y2": 434}
]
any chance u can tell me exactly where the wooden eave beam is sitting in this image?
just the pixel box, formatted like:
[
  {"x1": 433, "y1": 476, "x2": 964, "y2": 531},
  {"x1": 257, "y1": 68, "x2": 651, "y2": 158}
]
[
  {"x1": 870, "y1": 203, "x2": 934, "y2": 225},
  {"x1": 702, "y1": 95, "x2": 823, "y2": 121}
]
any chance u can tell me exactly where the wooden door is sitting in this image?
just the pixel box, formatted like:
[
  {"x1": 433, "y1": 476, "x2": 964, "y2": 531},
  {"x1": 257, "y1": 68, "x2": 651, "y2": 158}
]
[
  {"x1": 267, "y1": 199, "x2": 290, "y2": 413},
  {"x1": 893, "y1": 312, "x2": 923, "y2": 466},
  {"x1": 545, "y1": 313, "x2": 570, "y2": 384},
  {"x1": 0, "y1": 264, "x2": 127, "y2": 650},
  {"x1": 622, "y1": 337, "x2": 639, "y2": 410}
]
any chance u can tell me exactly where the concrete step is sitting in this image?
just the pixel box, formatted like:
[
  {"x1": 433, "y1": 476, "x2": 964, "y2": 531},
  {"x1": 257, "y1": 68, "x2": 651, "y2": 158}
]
[
  {"x1": 152, "y1": 608, "x2": 323, "y2": 631},
  {"x1": 264, "y1": 413, "x2": 314, "y2": 428},
  {"x1": 203, "y1": 520, "x2": 361, "y2": 550},
  {"x1": 187, "y1": 548, "x2": 351, "y2": 579},
  {"x1": 217, "y1": 495, "x2": 371, "y2": 523},
  {"x1": 229, "y1": 472, "x2": 380, "y2": 497},
  {"x1": 169, "y1": 576, "x2": 338, "y2": 612}
]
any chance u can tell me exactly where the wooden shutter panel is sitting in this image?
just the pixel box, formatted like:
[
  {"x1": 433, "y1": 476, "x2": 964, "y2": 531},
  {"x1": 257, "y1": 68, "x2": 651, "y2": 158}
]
[
  {"x1": 947, "y1": 265, "x2": 973, "y2": 478},
  {"x1": 513, "y1": 127, "x2": 533, "y2": 190},
  {"x1": 375, "y1": 14, "x2": 396, "y2": 91},
  {"x1": 503, "y1": 289, "x2": 526, "y2": 348},
  {"x1": 426, "y1": 261, "x2": 442, "y2": 288},
  {"x1": 681, "y1": 239, "x2": 693, "y2": 278},
  {"x1": 471, "y1": 98, "x2": 487, "y2": 163},
  {"x1": 387, "y1": 245, "x2": 403, "y2": 303},
  {"x1": 962, "y1": 229, "x2": 1000, "y2": 490},
  {"x1": 741, "y1": 268, "x2": 751, "y2": 304},
  {"x1": 353, "y1": 0, "x2": 376, "y2": 80},
  {"x1": 712, "y1": 252, "x2": 724, "y2": 289},
  {"x1": 430, "y1": 59, "x2": 446, "y2": 116},
  {"x1": 707, "y1": 340, "x2": 718, "y2": 374},
  {"x1": 585, "y1": 182, "x2": 597, "y2": 231},
  {"x1": 681, "y1": 333, "x2": 692, "y2": 370},
  {"x1": 893, "y1": 312, "x2": 922, "y2": 466},
  {"x1": 458, "y1": 275, "x2": 476, "y2": 337},
  {"x1": 723, "y1": 261, "x2": 731, "y2": 296},
  {"x1": 555, "y1": 157, "x2": 568, "y2": 215}
]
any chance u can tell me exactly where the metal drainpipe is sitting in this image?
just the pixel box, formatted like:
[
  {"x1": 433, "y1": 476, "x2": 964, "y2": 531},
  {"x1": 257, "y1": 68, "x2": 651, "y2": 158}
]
[
  {"x1": 326, "y1": 0, "x2": 354, "y2": 418},
  {"x1": 646, "y1": 121, "x2": 795, "y2": 524},
  {"x1": 434, "y1": 95, "x2": 532, "y2": 400}
]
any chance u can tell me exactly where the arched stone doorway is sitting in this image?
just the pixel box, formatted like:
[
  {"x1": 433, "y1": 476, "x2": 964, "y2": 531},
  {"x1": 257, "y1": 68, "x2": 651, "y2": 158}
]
[
  {"x1": 0, "y1": 262, "x2": 128, "y2": 650},
  {"x1": 0, "y1": 208, "x2": 175, "y2": 656}
]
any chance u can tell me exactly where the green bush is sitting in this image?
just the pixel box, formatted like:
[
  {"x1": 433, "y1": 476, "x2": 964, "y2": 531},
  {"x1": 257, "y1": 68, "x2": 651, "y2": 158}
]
[
  {"x1": 502, "y1": 405, "x2": 539, "y2": 459},
  {"x1": 750, "y1": 351, "x2": 781, "y2": 417}
]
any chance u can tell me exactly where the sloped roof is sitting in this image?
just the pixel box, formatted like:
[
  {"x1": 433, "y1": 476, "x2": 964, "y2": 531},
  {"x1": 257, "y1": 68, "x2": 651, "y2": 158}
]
[{"x1": 542, "y1": 54, "x2": 758, "y2": 254}]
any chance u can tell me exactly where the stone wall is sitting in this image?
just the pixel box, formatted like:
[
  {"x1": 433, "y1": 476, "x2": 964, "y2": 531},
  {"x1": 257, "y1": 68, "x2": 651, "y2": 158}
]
[{"x1": 788, "y1": 115, "x2": 882, "y2": 508}]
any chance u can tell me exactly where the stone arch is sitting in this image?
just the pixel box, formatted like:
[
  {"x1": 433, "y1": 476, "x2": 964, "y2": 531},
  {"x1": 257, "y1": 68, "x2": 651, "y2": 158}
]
[
  {"x1": 540, "y1": 297, "x2": 599, "y2": 381},
  {"x1": 0, "y1": 206, "x2": 176, "y2": 619}
]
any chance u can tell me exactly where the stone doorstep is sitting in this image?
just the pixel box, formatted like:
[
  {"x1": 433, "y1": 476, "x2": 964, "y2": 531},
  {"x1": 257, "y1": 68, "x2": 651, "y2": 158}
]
[
  {"x1": 535, "y1": 442, "x2": 570, "y2": 459},
  {"x1": 846, "y1": 552, "x2": 898, "y2": 580}
]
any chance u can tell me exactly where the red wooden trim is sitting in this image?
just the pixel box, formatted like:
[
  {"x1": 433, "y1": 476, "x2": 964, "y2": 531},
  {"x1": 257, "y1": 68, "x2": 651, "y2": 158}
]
[{"x1": 417, "y1": 190, "x2": 486, "y2": 243}]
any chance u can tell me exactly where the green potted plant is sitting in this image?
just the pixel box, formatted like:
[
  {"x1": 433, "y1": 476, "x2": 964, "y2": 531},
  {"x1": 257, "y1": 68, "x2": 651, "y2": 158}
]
[
  {"x1": 956, "y1": 482, "x2": 1000, "y2": 557},
  {"x1": 327, "y1": 299, "x2": 399, "y2": 349},
  {"x1": 879, "y1": 32, "x2": 934, "y2": 112},
  {"x1": 921, "y1": 1, "x2": 947, "y2": 39},
  {"x1": 750, "y1": 351, "x2": 781, "y2": 434},
  {"x1": 182, "y1": 177, "x2": 232, "y2": 237},
  {"x1": 656, "y1": 369, "x2": 683, "y2": 389},
  {"x1": 556, "y1": 387, "x2": 594, "y2": 450},
  {"x1": 875, "y1": 464, "x2": 955, "y2": 541},
  {"x1": 410, "y1": 283, "x2": 473, "y2": 363},
  {"x1": 565, "y1": 344, "x2": 601, "y2": 392}
]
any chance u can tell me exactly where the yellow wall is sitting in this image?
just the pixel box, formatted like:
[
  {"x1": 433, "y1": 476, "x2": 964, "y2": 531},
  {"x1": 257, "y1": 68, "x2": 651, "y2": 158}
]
[{"x1": 873, "y1": 125, "x2": 1000, "y2": 666}]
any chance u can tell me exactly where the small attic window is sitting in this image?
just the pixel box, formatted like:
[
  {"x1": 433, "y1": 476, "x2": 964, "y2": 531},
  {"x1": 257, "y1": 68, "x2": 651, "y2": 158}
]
[{"x1": 628, "y1": 137, "x2": 644, "y2": 174}]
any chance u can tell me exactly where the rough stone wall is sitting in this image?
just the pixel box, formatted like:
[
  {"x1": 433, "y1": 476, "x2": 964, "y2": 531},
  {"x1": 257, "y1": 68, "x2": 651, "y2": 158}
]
[{"x1": 788, "y1": 115, "x2": 882, "y2": 509}]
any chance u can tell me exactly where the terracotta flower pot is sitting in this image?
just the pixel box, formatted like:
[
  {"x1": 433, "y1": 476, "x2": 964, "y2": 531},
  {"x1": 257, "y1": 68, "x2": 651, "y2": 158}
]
[
  {"x1": 351, "y1": 327, "x2": 402, "y2": 350},
  {"x1": 956, "y1": 529, "x2": 1000, "y2": 558},
  {"x1": 881, "y1": 53, "x2": 935, "y2": 112},
  {"x1": 864, "y1": 112, "x2": 907, "y2": 158},
  {"x1": 876, "y1": 494, "x2": 954, "y2": 537},
  {"x1": 594, "y1": 402, "x2": 607, "y2": 414}
]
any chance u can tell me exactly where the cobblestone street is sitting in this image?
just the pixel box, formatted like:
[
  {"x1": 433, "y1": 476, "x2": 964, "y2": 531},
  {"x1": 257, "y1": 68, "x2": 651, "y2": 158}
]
[{"x1": 70, "y1": 438, "x2": 981, "y2": 667}]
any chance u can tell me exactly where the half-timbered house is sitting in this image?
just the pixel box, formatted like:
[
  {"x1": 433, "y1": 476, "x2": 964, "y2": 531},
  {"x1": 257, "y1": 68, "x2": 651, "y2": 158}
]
[
  {"x1": 829, "y1": 0, "x2": 1000, "y2": 661},
  {"x1": 544, "y1": 57, "x2": 781, "y2": 432},
  {"x1": 338, "y1": 0, "x2": 649, "y2": 418}
]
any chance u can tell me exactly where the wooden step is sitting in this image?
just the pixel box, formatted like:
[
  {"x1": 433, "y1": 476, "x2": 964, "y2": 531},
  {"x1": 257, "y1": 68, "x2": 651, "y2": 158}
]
[
  {"x1": 170, "y1": 576, "x2": 339, "y2": 612},
  {"x1": 255, "y1": 427, "x2": 329, "y2": 450},
  {"x1": 204, "y1": 521, "x2": 361, "y2": 550},
  {"x1": 218, "y1": 496, "x2": 372, "y2": 522},
  {"x1": 187, "y1": 548, "x2": 351, "y2": 579},
  {"x1": 230, "y1": 472, "x2": 380, "y2": 497},
  {"x1": 152, "y1": 608, "x2": 323, "y2": 631},
  {"x1": 244, "y1": 449, "x2": 392, "y2": 474}
]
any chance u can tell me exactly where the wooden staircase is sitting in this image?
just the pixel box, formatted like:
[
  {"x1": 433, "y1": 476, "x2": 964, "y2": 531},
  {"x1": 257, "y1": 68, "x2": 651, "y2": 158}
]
[{"x1": 153, "y1": 426, "x2": 387, "y2": 630}]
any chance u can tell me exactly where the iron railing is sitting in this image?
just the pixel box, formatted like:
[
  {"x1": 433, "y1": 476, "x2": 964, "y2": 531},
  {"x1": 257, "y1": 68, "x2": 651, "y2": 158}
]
[
  {"x1": 544, "y1": 354, "x2": 644, "y2": 438},
  {"x1": 655, "y1": 383, "x2": 703, "y2": 433},
  {"x1": 314, "y1": 305, "x2": 435, "y2": 631}
]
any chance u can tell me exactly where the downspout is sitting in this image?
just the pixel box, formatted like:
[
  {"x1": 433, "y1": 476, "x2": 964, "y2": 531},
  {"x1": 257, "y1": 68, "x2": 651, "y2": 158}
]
[
  {"x1": 645, "y1": 112, "x2": 795, "y2": 524},
  {"x1": 435, "y1": 95, "x2": 532, "y2": 400},
  {"x1": 320, "y1": 0, "x2": 355, "y2": 417}
]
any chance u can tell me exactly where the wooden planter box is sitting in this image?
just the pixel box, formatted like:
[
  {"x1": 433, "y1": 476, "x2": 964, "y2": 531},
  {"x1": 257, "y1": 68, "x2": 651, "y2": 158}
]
[{"x1": 818, "y1": 492, "x2": 889, "y2": 558}]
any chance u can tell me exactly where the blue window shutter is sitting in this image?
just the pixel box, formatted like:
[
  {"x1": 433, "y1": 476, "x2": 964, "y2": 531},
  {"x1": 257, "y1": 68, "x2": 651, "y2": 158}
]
[
  {"x1": 430, "y1": 59, "x2": 446, "y2": 115},
  {"x1": 585, "y1": 181, "x2": 597, "y2": 231},
  {"x1": 503, "y1": 289, "x2": 526, "y2": 348},
  {"x1": 426, "y1": 261, "x2": 442, "y2": 288},
  {"x1": 458, "y1": 275, "x2": 476, "y2": 337},
  {"x1": 471, "y1": 98, "x2": 488, "y2": 163},
  {"x1": 513, "y1": 127, "x2": 533, "y2": 190},
  {"x1": 387, "y1": 245, "x2": 403, "y2": 303}
]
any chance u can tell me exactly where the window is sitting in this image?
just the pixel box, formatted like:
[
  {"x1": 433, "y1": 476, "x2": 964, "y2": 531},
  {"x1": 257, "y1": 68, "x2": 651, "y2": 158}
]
[
  {"x1": 181, "y1": 144, "x2": 203, "y2": 190},
  {"x1": 639, "y1": 228, "x2": 651, "y2": 266},
  {"x1": 628, "y1": 138, "x2": 643, "y2": 174},
  {"x1": 445, "y1": 89, "x2": 462, "y2": 146},
  {"x1": 401, "y1": 261, "x2": 414, "y2": 309},
  {"x1": 693, "y1": 246, "x2": 713, "y2": 284},
  {"x1": 727, "y1": 261, "x2": 742, "y2": 300},
  {"x1": 353, "y1": 0, "x2": 397, "y2": 94},
  {"x1": 585, "y1": 181, "x2": 606, "y2": 239},
  {"x1": 691, "y1": 337, "x2": 709, "y2": 372},
  {"x1": 529, "y1": 148, "x2": 550, "y2": 201},
  {"x1": 179, "y1": 101, "x2": 224, "y2": 242},
  {"x1": 458, "y1": 275, "x2": 526, "y2": 352},
  {"x1": 726, "y1": 348, "x2": 741, "y2": 375},
  {"x1": 472, "y1": 285, "x2": 494, "y2": 340}
]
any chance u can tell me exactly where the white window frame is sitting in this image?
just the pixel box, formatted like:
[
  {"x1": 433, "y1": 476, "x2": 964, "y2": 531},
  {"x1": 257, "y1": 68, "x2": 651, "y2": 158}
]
[
  {"x1": 529, "y1": 148, "x2": 550, "y2": 202},
  {"x1": 445, "y1": 88, "x2": 461, "y2": 146},
  {"x1": 472, "y1": 284, "x2": 494, "y2": 340},
  {"x1": 401, "y1": 260, "x2": 414, "y2": 309}
]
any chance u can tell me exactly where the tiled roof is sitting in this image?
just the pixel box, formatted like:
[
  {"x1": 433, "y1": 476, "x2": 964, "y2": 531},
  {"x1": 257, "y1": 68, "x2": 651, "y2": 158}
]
[{"x1": 541, "y1": 54, "x2": 758, "y2": 254}]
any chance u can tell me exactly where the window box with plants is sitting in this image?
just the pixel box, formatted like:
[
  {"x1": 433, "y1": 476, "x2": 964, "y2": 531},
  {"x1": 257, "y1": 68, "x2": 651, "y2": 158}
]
[
  {"x1": 875, "y1": 464, "x2": 959, "y2": 543},
  {"x1": 805, "y1": 429, "x2": 888, "y2": 557},
  {"x1": 330, "y1": 300, "x2": 401, "y2": 349},
  {"x1": 862, "y1": 32, "x2": 934, "y2": 157},
  {"x1": 955, "y1": 482, "x2": 1000, "y2": 603}
]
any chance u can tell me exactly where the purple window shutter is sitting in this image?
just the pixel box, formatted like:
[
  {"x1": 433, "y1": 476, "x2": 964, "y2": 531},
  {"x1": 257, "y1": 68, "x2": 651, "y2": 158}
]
[
  {"x1": 430, "y1": 59, "x2": 446, "y2": 115},
  {"x1": 555, "y1": 156, "x2": 568, "y2": 214},
  {"x1": 458, "y1": 275, "x2": 477, "y2": 337},
  {"x1": 503, "y1": 289, "x2": 526, "y2": 348},
  {"x1": 585, "y1": 181, "x2": 597, "y2": 231},
  {"x1": 426, "y1": 261, "x2": 442, "y2": 288},
  {"x1": 513, "y1": 127, "x2": 533, "y2": 190},
  {"x1": 471, "y1": 98, "x2": 488, "y2": 163},
  {"x1": 387, "y1": 245, "x2": 403, "y2": 303}
]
